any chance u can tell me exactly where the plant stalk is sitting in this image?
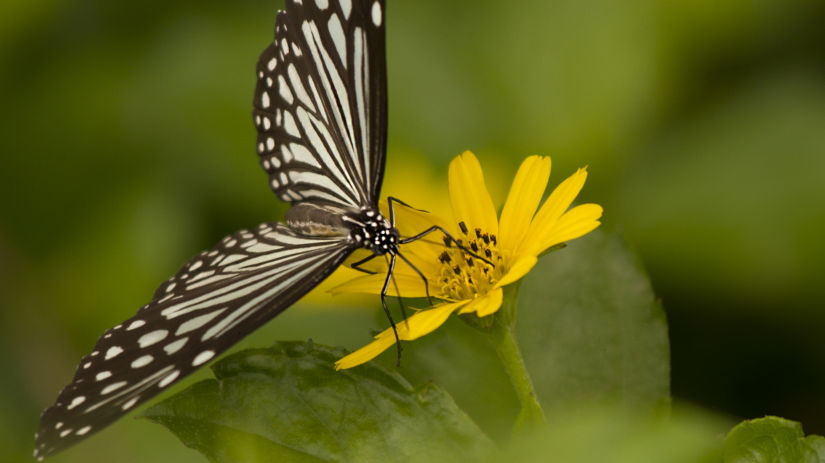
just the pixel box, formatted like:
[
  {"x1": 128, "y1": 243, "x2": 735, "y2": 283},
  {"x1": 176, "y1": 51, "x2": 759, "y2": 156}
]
[{"x1": 492, "y1": 282, "x2": 547, "y2": 432}]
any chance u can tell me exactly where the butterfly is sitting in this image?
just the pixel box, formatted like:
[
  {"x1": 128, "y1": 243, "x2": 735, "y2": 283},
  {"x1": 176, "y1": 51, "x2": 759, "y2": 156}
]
[{"x1": 34, "y1": 0, "x2": 488, "y2": 459}]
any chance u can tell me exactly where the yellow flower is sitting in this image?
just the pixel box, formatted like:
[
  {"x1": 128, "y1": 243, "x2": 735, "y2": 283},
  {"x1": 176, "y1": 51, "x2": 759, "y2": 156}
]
[{"x1": 334, "y1": 151, "x2": 603, "y2": 369}]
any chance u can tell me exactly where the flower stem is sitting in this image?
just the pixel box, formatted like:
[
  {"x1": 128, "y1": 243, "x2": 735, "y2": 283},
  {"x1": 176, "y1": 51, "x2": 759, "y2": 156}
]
[{"x1": 492, "y1": 282, "x2": 547, "y2": 432}]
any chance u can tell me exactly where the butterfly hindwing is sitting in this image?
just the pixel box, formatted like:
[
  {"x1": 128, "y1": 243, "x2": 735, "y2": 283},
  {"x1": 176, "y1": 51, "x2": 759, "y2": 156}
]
[
  {"x1": 34, "y1": 224, "x2": 355, "y2": 458},
  {"x1": 253, "y1": 0, "x2": 387, "y2": 208}
]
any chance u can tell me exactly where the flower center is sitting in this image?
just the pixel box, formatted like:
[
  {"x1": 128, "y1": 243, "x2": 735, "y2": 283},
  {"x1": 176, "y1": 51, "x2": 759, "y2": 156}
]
[{"x1": 437, "y1": 221, "x2": 504, "y2": 300}]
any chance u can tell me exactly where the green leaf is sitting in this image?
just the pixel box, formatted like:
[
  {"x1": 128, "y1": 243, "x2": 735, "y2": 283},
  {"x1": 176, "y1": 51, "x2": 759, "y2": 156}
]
[
  {"x1": 724, "y1": 416, "x2": 825, "y2": 463},
  {"x1": 495, "y1": 405, "x2": 728, "y2": 463},
  {"x1": 390, "y1": 229, "x2": 669, "y2": 438},
  {"x1": 143, "y1": 341, "x2": 494, "y2": 463},
  {"x1": 517, "y1": 229, "x2": 670, "y2": 414}
]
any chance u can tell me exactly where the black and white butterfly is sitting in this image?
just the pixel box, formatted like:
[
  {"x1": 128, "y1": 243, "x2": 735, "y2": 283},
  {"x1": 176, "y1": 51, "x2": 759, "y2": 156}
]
[{"x1": 34, "y1": 0, "x2": 486, "y2": 459}]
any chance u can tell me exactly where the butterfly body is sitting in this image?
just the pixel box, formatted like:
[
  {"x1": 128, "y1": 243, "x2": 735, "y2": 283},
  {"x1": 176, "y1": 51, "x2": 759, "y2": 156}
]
[
  {"x1": 343, "y1": 207, "x2": 399, "y2": 255},
  {"x1": 284, "y1": 202, "x2": 398, "y2": 258}
]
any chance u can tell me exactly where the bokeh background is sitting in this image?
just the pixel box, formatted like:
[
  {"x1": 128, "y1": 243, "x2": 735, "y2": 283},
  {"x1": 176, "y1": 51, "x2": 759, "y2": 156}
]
[{"x1": 2, "y1": 0, "x2": 824, "y2": 461}]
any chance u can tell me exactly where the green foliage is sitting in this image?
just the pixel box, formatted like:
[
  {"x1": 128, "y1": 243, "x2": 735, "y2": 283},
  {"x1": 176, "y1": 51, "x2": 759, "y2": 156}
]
[
  {"x1": 496, "y1": 406, "x2": 728, "y2": 463},
  {"x1": 385, "y1": 229, "x2": 669, "y2": 438},
  {"x1": 724, "y1": 416, "x2": 825, "y2": 463},
  {"x1": 143, "y1": 341, "x2": 494, "y2": 463},
  {"x1": 145, "y1": 231, "x2": 680, "y2": 462}
]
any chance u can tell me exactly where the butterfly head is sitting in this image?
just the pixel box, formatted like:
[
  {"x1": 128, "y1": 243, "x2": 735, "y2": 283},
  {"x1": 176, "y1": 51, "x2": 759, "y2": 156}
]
[{"x1": 349, "y1": 209, "x2": 399, "y2": 255}]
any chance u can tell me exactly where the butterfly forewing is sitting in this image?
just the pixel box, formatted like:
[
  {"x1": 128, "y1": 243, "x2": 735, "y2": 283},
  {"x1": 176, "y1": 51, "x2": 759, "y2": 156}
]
[
  {"x1": 253, "y1": 0, "x2": 387, "y2": 208},
  {"x1": 34, "y1": 224, "x2": 354, "y2": 458}
]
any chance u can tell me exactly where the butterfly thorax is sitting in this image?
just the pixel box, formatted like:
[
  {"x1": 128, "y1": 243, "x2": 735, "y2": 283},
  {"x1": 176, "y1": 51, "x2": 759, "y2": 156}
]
[{"x1": 345, "y1": 208, "x2": 399, "y2": 256}]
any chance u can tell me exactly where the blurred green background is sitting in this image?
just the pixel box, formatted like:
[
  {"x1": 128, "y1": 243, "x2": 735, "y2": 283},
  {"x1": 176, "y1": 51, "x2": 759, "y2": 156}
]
[{"x1": 2, "y1": 0, "x2": 824, "y2": 461}]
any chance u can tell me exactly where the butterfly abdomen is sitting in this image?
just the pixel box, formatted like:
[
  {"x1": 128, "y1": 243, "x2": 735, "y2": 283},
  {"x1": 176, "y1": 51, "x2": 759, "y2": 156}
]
[{"x1": 285, "y1": 202, "x2": 355, "y2": 236}]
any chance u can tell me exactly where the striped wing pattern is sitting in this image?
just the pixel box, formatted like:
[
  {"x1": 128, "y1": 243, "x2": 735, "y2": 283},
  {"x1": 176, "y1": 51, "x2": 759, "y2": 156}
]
[
  {"x1": 34, "y1": 224, "x2": 355, "y2": 458},
  {"x1": 253, "y1": 0, "x2": 387, "y2": 208}
]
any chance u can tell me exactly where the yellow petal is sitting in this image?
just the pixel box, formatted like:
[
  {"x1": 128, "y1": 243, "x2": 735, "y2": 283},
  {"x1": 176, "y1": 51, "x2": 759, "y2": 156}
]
[
  {"x1": 335, "y1": 335, "x2": 396, "y2": 370},
  {"x1": 457, "y1": 288, "x2": 503, "y2": 317},
  {"x1": 537, "y1": 203, "x2": 603, "y2": 251},
  {"x1": 398, "y1": 300, "x2": 468, "y2": 340},
  {"x1": 495, "y1": 256, "x2": 538, "y2": 288},
  {"x1": 329, "y1": 272, "x2": 432, "y2": 298},
  {"x1": 448, "y1": 151, "x2": 499, "y2": 237},
  {"x1": 519, "y1": 167, "x2": 589, "y2": 257},
  {"x1": 498, "y1": 156, "x2": 551, "y2": 254},
  {"x1": 381, "y1": 199, "x2": 454, "y2": 241},
  {"x1": 334, "y1": 301, "x2": 468, "y2": 370}
]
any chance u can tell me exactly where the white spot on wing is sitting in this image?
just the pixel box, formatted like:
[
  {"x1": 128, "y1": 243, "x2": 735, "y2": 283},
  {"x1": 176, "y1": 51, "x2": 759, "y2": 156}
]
[
  {"x1": 283, "y1": 110, "x2": 300, "y2": 137},
  {"x1": 101, "y1": 381, "x2": 127, "y2": 395},
  {"x1": 340, "y1": 0, "x2": 352, "y2": 19},
  {"x1": 287, "y1": 64, "x2": 315, "y2": 111},
  {"x1": 192, "y1": 350, "x2": 215, "y2": 366},
  {"x1": 159, "y1": 370, "x2": 180, "y2": 388},
  {"x1": 278, "y1": 75, "x2": 294, "y2": 104},
  {"x1": 105, "y1": 346, "x2": 123, "y2": 360},
  {"x1": 67, "y1": 396, "x2": 85, "y2": 410},
  {"x1": 314, "y1": 0, "x2": 328, "y2": 8},
  {"x1": 126, "y1": 320, "x2": 145, "y2": 331},
  {"x1": 122, "y1": 396, "x2": 139, "y2": 410},
  {"x1": 95, "y1": 371, "x2": 112, "y2": 381},
  {"x1": 328, "y1": 14, "x2": 347, "y2": 67},
  {"x1": 76, "y1": 426, "x2": 92, "y2": 436},
  {"x1": 261, "y1": 91, "x2": 270, "y2": 108},
  {"x1": 163, "y1": 337, "x2": 188, "y2": 355},
  {"x1": 131, "y1": 355, "x2": 153, "y2": 368},
  {"x1": 138, "y1": 330, "x2": 168, "y2": 348},
  {"x1": 371, "y1": 1, "x2": 382, "y2": 26},
  {"x1": 176, "y1": 309, "x2": 226, "y2": 336}
]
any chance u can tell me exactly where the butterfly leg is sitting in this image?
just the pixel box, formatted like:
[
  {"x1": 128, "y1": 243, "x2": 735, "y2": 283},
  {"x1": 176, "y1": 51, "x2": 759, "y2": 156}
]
[
  {"x1": 387, "y1": 263, "x2": 410, "y2": 327},
  {"x1": 350, "y1": 253, "x2": 379, "y2": 275},
  {"x1": 395, "y1": 251, "x2": 433, "y2": 306},
  {"x1": 380, "y1": 253, "x2": 403, "y2": 366},
  {"x1": 387, "y1": 197, "x2": 429, "y2": 222},
  {"x1": 399, "y1": 226, "x2": 495, "y2": 267}
]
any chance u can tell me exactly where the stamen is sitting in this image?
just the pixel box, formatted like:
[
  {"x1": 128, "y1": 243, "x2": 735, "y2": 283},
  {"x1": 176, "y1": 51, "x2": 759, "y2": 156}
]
[{"x1": 435, "y1": 223, "x2": 503, "y2": 301}]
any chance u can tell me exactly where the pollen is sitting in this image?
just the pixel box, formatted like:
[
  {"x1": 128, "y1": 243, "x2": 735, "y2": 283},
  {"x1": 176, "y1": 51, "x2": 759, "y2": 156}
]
[{"x1": 438, "y1": 225, "x2": 503, "y2": 300}]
